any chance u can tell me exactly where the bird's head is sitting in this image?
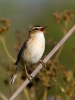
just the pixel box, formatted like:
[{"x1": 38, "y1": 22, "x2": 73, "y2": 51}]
[{"x1": 29, "y1": 26, "x2": 47, "y2": 35}]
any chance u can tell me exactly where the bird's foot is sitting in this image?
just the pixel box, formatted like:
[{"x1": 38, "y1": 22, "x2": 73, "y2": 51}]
[
  {"x1": 27, "y1": 73, "x2": 33, "y2": 81},
  {"x1": 39, "y1": 60, "x2": 46, "y2": 66},
  {"x1": 24, "y1": 66, "x2": 33, "y2": 81}
]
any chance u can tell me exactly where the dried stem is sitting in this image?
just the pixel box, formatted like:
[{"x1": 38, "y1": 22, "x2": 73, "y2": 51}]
[
  {"x1": 9, "y1": 25, "x2": 75, "y2": 100},
  {"x1": 0, "y1": 91, "x2": 8, "y2": 100},
  {"x1": 55, "y1": 30, "x2": 67, "y2": 59},
  {"x1": 43, "y1": 87, "x2": 47, "y2": 100},
  {"x1": 0, "y1": 36, "x2": 15, "y2": 63},
  {"x1": 54, "y1": 25, "x2": 67, "y2": 95},
  {"x1": 23, "y1": 87, "x2": 31, "y2": 100},
  {"x1": 6, "y1": 72, "x2": 12, "y2": 96}
]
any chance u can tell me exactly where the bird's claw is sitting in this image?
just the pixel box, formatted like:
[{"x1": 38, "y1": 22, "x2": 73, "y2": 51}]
[
  {"x1": 27, "y1": 74, "x2": 33, "y2": 81},
  {"x1": 39, "y1": 60, "x2": 46, "y2": 66}
]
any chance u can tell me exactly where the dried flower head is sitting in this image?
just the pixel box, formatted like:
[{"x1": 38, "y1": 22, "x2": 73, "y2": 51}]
[
  {"x1": 53, "y1": 10, "x2": 74, "y2": 32},
  {"x1": 0, "y1": 19, "x2": 10, "y2": 35},
  {"x1": 53, "y1": 12, "x2": 62, "y2": 24},
  {"x1": 71, "y1": 82, "x2": 75, "y2": 90},
  {"x1": 65, "y1": 88, "x2": 73, "y2": 97},
  {"x1": 63, "y1": 10, "x2": 73, "y2": 22}
]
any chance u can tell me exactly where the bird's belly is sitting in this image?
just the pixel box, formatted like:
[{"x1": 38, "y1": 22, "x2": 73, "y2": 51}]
[{"x1": 22, "y1": 42, "x2": 45, "y2": 65}]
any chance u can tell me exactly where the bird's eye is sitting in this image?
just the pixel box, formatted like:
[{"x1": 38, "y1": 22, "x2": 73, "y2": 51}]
[{"x1": 35, "y1": 28, "x2": 38, "y2": 30}]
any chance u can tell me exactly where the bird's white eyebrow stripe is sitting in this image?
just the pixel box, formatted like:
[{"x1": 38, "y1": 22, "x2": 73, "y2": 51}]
[{"x1": 32, "y1": 27, "x2": 42, "y2": 29}]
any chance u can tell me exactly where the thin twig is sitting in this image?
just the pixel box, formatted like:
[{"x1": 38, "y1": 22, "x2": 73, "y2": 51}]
[
  {"x1": 9, "y1": 25, "x2": 75, "y2": 100},
  {"x1": 0, "y1": 91, "x2": 8, "y2": 100}
]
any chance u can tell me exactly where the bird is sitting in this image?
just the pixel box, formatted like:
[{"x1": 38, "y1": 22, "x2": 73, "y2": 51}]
[{"x1": 10, "y1": 25, "x2": 47, "y2": 84}]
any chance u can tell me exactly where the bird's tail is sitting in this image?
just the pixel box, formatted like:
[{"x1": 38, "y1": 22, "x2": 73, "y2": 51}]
[
  {"x1": 10, "y1": 74, "x2": 18, "y2": 84},
  {"x1": 10, "y1": 62, "x2": 23, "y2": 84}
]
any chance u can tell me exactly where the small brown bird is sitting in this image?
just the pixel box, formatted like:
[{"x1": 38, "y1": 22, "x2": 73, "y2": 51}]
[{"x1": 10, "y1": 25, "x2": 47, "y2": 84}]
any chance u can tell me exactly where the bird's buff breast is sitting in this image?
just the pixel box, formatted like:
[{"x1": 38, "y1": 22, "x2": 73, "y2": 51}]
[{"x1": 22, "y1": 33, "x2": 45, "y2": 65}]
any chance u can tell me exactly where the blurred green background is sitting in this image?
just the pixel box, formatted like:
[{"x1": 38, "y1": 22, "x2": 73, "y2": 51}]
[{"x1": 0, "y1": 0, "x2": 75, "y2": 100}]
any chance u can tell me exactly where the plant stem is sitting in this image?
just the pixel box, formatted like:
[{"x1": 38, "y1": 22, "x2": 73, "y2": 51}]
[
  {"x1": 23, "y1": 87, "x2": 31, "y2": 100},
  {"x1": 43, "y1": 87, "x2": 47, "y2": 100},
  {"x1": 0, "y1": 36, "x2": 15, "y2": 63},
  {"x1": 0, "y1": 91, "x2": 8, "y2": 100},
  {"x1": 54, "y1": 25, "x2": 67, "y2": 97},
  {"x1": 55, "y1": 29, "x2": 67, "y2": 59}
]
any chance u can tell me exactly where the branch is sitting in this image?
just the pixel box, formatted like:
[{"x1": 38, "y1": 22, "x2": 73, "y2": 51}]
[{"x1": 9, "y1": 25, "x2": 75, "y2": 100}]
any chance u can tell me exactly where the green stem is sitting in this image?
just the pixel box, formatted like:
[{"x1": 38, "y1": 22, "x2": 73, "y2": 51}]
[{"x1": 0, "y1": 36, "x2": 15, "y2": 63}]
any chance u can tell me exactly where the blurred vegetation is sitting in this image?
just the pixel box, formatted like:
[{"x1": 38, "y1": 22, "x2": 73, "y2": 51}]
[{"x1": 0, "y1": 1, "x2": 75, "y2": 100}]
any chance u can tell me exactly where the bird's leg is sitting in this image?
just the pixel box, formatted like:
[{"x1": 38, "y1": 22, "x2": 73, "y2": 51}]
[
  {"x1": 39, "y1": 60, "x2": 46, "y2": 66},
  {"x1": 24, "y1": 66, "x2": 32, "y2": 81}
]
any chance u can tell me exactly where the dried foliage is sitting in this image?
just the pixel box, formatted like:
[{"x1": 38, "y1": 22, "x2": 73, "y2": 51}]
[{"x1": 0, "y1": 19, "x2": 10, "y2": 35}]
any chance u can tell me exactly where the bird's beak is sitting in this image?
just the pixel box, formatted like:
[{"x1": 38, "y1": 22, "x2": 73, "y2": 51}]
[
  {"x1": 43, "y1": 26, "x2": 48, "y2": 29},
  {"x1": 40, "y1": 26, "x2": 47, "y2": 32}
]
